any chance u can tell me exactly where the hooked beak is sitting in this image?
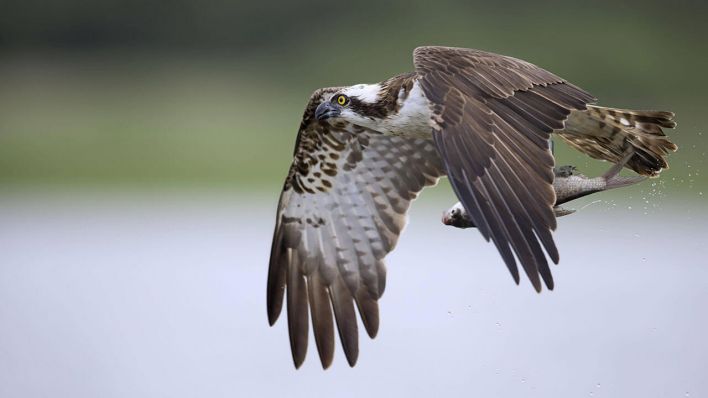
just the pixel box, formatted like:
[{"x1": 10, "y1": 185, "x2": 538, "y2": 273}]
[{"x1": 315, "y1": 102, "x2": 342, "y2": 121}]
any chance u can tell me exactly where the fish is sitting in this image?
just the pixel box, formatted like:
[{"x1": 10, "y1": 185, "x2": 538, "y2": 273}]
[{"x1": 442, "y1": 151, "x2": 646, "y2": 229}]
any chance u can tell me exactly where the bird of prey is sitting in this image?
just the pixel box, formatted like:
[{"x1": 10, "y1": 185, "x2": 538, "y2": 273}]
[{"x1": 267, "y1": 46, "x2": 677, "y2": 369}]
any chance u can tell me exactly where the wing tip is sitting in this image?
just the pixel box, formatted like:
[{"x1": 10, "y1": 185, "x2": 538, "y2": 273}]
[
  {"x1": 355, "y1": 289, "x2": 381, "y2": 339},
  {"x1": 293, "y1": 356, "x2": 305, "y2": 369},
  {"x1": 267, "y1": 301, "x2": 282, "y2": 326},
  {"x1": 364, "y1": 324, "x2": 379, "y2": 339},
  {"x1": 532, "y1": 279, "x2": 542, "y2": 293},
  {"x1": 341, "y1": 340, "x2": 359, "y2": 368},
  {"x1": 320, "y1": 358, "x2": 333, "y2": 370},
  {"x1": 267, "y1": 315, "x2": 278, "y2": 327},
  {"x1": 345, "y1": 353, "x2": 359, "y2": 367},
  {"x1": 543, "y1": 274, "x2": 555, "y2": 291}
]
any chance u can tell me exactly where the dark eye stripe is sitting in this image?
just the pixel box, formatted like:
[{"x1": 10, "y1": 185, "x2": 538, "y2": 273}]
[{"x1": 347, "y1": 97, "x2": 388, "y2": 119}]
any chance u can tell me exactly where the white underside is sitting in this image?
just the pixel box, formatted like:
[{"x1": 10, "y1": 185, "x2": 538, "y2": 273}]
[{"x1": 379, "y1": 81, "x2": 434, "y2": 139}]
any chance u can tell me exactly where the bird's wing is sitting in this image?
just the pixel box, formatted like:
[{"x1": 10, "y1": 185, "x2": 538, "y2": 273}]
[
  {"x1": 413, "y1": 46, "x2": 595, "y2": 291},
  {"x1": 268, "y1": 88, "x2": 445, "y2": 369}
]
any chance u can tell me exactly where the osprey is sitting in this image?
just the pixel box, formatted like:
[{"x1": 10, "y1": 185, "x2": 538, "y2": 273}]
[{"x1": 267, "y1": 46, "x2": 677, "y2": 369}]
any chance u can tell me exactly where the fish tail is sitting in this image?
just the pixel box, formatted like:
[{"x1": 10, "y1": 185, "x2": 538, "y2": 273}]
[
  {"x1": 605, "y1": 174, "x2": 647, "y2": 190},
  {"x1": 602, "y1": 149, "x2": 647, "y2": 190}
]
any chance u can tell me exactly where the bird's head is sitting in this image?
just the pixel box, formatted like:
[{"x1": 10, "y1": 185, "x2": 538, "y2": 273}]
[{"x1": 314, "y1": 83, "x2": 387, "y2": 129}]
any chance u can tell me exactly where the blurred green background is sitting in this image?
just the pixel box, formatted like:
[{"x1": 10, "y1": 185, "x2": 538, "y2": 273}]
[{"x1": 1, "y1": 0, "x2": 705, "y2": 197}]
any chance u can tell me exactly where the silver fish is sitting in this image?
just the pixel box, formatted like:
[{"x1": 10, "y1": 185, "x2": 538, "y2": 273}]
[{"x1": 442, "y1": 151, "x2": 646, "y2": 229}]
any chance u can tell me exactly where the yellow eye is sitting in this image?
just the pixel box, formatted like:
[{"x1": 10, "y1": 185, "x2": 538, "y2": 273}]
[{"x1": 336, "y1": 95, "x2": 348, "y2": 105}]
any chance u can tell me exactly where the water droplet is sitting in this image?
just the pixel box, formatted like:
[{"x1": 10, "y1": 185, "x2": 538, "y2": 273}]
[
  {"x1": 521, "y1": 378, "x2": 526, "y2": 383},
  {"x1": 596, "y1": 383, "x2": 601, "y2": 388}
]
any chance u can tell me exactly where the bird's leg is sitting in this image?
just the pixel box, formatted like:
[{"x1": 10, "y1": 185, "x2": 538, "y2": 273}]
[{"x1": 554, "y1": 165, "x2": 577, "y2": 178}]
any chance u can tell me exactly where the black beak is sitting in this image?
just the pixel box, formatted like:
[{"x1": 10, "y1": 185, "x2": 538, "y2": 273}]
[{"x1": 315, "y1": 102, "x2": 342, "y2": 121}]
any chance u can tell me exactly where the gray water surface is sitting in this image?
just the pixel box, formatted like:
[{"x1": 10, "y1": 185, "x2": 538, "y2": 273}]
[{"x1": 1, "y1": 192, "x2": 706, "y2": 397}]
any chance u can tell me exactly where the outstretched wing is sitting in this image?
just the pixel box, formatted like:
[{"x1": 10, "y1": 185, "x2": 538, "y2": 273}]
[
  {"x1": 268, "y1": 88, "x2": 445, "y2": 369},
  {"x1": 413, "y1": 46, "x2": 595, "y2": 292}
]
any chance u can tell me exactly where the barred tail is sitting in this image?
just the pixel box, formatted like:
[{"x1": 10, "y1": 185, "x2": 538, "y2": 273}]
[{"x1": 558, "y1": 105, "x2": 678, "y2": 176}]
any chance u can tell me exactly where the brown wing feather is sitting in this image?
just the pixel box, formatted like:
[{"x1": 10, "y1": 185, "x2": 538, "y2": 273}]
[
  {"x1": 268, "y1": 88, "x2": 445, "y2": 368},
  {"x1": 414, "y1": 46, "x2": 595, "y2": 291}
]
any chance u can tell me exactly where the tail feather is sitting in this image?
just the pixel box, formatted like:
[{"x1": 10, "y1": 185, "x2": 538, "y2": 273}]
[{"x1": 558, "y1": 105, "x2": 677, "y2": 176}]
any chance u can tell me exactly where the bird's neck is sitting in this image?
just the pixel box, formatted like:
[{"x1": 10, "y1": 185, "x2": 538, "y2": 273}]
[{"x1": 375, "y1": 79, "x2": 434, "y2": 139}]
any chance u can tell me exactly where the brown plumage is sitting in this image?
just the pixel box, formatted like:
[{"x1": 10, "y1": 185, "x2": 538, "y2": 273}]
[
  {"x1": 414, "y1": 46, "x2": 595, "y2": 291},
  {"x1": 268, "y1": 112, "x2": 444, "y2": 368},
  {"x1": 267, "y1": 46, "x2": 677, "y2": 369}
]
